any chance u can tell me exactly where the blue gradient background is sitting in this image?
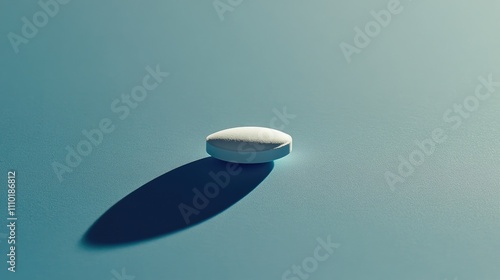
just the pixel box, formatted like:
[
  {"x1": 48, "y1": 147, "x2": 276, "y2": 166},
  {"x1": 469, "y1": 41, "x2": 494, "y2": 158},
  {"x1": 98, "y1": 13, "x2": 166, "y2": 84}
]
[{"x1": 1, "y1": 0, "x2": 500, "y2": 279}]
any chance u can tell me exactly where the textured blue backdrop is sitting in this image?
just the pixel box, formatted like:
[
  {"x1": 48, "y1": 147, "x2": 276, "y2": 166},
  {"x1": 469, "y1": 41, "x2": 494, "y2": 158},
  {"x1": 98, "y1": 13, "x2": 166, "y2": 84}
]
[{"x1": 1, "y1": 0, "x2": 500, "y2": 279}]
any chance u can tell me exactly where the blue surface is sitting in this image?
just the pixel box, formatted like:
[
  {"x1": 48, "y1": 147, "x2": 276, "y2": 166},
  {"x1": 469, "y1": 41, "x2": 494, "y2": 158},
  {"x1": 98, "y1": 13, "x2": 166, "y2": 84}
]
[{"x1": 1, "y1": 0, "x2": 500, "y2": 279}]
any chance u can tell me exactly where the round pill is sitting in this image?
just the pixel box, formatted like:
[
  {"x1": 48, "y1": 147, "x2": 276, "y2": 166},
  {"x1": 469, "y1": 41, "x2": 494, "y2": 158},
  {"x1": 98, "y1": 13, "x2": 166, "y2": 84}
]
[{"x1": 206, "y1": 126, "x2": 292, "y2": 164}]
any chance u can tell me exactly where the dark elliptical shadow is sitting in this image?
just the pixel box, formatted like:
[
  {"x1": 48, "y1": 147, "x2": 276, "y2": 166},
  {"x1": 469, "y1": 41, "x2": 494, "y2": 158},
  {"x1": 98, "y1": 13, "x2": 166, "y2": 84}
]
[{"x1": 82, "y1": 157, "x2": 273, "y2": 248}]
